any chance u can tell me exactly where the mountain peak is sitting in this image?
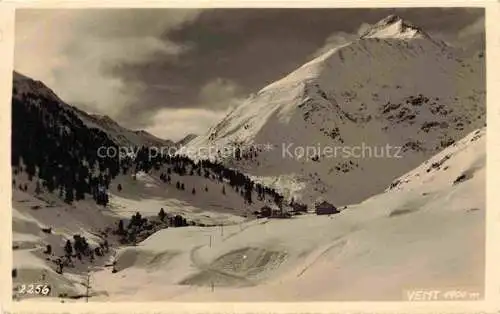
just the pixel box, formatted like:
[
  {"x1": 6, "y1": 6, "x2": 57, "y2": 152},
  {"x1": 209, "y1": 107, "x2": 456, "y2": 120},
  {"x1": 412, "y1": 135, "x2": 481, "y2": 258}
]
[
  {"x1": 360, "y1": 14, "x2": 429, "y2": 40},
  {"x1": 377, "y1": 14, "x2": 405, "y2": 26}
]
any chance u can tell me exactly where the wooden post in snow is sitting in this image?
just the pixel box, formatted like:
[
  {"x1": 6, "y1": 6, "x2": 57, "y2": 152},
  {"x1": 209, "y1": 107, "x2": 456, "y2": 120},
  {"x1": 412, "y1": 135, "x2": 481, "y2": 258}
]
[{"x1": 85, "y1": 270, "x2": 90, "y2": 302}]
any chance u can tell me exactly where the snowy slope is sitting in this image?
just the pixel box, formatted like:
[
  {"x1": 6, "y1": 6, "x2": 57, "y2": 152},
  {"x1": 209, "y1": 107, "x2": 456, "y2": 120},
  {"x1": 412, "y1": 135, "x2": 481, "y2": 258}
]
[
  {"x1": 87, "y1": 127, "x2": 485, "y2": 302},
  {"x1": 11, "y1": 173, "x2": 120, "y2": 300},
  {"x1": 106, "y1": 168, "x2": 269, "y2": 224},
  {"x1": 11, "y1": 163, "x2": 264, "y2": 301},
  {"x1": 185, "y1": 15, "x2": 485, "y2": 206},
  {"x1": 387, "y1": 127, "x2": 485, "y2": 193}
]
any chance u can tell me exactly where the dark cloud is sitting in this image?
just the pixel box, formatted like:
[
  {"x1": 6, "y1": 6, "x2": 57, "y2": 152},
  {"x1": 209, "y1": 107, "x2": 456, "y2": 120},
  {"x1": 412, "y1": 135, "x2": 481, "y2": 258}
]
[
  {"x1": 112, "y1": 8, "x2": 484, "y2": 121},
  {"x1": 16, "y1": 8, "x2": 484, "y2": 140}
]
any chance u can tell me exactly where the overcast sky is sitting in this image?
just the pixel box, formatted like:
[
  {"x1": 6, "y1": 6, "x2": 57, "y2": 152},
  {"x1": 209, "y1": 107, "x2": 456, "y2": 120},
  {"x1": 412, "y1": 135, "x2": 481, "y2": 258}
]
[{"x1": 14, "y1": 8, "x2": 484, "y2": 141}]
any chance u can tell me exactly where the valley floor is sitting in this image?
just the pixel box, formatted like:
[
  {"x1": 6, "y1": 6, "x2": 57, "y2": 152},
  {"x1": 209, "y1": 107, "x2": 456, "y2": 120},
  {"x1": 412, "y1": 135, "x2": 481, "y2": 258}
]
[
  {"x1": 13, "y1": 166, "x2": 485, "y2": 302},
  {"x1": 90, "y1": 177, "x2": 484, "y2": 301}
]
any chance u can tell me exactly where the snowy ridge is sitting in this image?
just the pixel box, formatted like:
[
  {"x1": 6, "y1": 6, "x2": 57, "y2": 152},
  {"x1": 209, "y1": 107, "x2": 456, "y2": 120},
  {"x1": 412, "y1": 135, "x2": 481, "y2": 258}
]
[
  {"x1": 73, "y1": 108, "x2": 174, "y2": 149},
  {"x1": 13, "y1": 71, "x2": 174, "y2": 149},
  {"x1": 84, "y1": 113, "x2": 174, "y2": 148},
  {"x1": 185, "y1": 15, "x2": 485, "y2": 206}
]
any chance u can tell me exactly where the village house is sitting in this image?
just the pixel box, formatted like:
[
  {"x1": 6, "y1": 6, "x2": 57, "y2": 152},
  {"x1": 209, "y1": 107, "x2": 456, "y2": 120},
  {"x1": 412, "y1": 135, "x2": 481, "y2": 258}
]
[
  {"x1": 315, "y1": 201, "x2": 340, "y2": 215},
  {"x1": 257, "y1": 205, "x2": 291, "y2": 218}
]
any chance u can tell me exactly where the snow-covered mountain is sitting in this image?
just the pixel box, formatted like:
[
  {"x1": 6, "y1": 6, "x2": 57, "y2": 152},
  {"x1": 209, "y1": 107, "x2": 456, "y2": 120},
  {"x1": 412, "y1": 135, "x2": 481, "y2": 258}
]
[
  {"x1": 10, "y1": 13, "x2": 486, "y2": 302},
  {"x1": 359, "y1": 14, "x2": 443, "y2": 44},
  {"x1": 185, "y1": 15, "x2": 485, "y2": 206},
  {"x1": 13, "y1": 71, "x2": 174, "y2": 149}
]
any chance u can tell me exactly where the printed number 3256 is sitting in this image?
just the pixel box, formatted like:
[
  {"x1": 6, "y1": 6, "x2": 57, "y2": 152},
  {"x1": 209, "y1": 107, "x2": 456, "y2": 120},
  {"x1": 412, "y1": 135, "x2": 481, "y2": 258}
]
[{"x1": 18, "y1": 284, "x2": 51, "y2": 296}]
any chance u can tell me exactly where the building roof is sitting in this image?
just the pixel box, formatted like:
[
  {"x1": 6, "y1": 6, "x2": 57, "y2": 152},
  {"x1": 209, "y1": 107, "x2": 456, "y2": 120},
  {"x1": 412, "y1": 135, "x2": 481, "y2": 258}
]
[{"x1": 315, "y1": 200, "x2": 336, "y2": 208}]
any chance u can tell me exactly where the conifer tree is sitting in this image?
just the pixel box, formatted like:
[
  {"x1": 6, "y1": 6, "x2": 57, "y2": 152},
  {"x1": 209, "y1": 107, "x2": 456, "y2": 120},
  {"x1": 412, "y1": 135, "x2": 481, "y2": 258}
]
[
  {"x1": 159, "y1": 208, "x2": 166, "y2": 221},
  {"x1": 118, "y1": 220, "x2": 125, "y2": 235},
  {"x1": 64, "y1": 186, "x2": 74, "y2": 204},
  {"x1": 35, "y1": 181, "x2": 41, "y2": 195},
  {"x1": 64, "y1": 240, "x2": 73, "y2": 257}
]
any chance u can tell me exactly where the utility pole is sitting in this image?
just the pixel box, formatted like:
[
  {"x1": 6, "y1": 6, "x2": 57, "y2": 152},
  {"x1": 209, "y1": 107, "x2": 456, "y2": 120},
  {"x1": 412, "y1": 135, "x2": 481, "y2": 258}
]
[{"x1": 85, "y1": 270, "x2": 90, "y2": 303}]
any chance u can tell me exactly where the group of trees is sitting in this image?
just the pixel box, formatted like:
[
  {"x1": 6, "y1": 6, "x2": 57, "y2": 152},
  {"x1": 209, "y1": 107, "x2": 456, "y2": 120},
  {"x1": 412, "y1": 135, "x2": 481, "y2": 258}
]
[
  {"x1": 175, "y1": 181, "x2": 186, "y2": 190},
  {"x1": 159, "y1": 173, "x2": 171, "y2": 183},
  {"x1": 14, "y1": 181, "x2": 29, "y2": 192},
  {"x1": 11, "y1": 84, "x2": 300, "y2": 212},
  {"x1": 126, "y1": 149, "x2": 305, "y2": 211},
  {"x1": 64, "y1": 235, "x2": 91, "y2": 260},
  {"x1": 112, "y1": 143, "x2": 287, "y2": 208},
  {"x1": 48, "y1": 233, "x2": 110, "y2": 274},
  {"x1": 114, "y1": 209, "x2": 191, "y2": 245},
  {"x1": 12, "y1": 90, "x2": 119, "y2": 207},
  {"x1": 135, "y1": 153, "x2": 288, "y2": 209}
]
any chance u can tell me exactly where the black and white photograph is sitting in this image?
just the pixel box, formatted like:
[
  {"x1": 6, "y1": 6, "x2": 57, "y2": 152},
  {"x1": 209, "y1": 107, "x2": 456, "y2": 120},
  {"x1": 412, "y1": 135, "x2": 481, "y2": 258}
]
[{"x1": 10, "y1": 7, "x2": 486, "y2": 302}]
